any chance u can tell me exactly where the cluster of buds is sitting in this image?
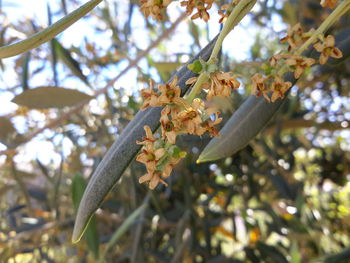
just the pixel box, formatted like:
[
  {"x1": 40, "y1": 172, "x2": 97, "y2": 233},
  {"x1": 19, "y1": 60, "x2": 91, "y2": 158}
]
[
  {"x1": 136, "y1": 0, "x2": 343, "y2": 189},
  {"x1": 181, "y1": 0, "x2": 215, "y2": 22},
  {"x1": 139, "y1": 0, "x2": 242, "y2": 22},
  {"x1": 140, "y1": 0, "x2": 171, "y2": 20},
  {"x1": 138, "y1": 0, "x2": 338, "y2": 22},
  {"x1": 320, "y1": 0, "x2": 337, "y2": 9},
  {"x1": 137, "y1": 76, "x2": 225, "y2": 189},
  {"x1": 251, "y1": 22, "x2": 342, "y2": 102},
  {"x1": 186, "y1": 58, "x2": 241, "y2": 100}
]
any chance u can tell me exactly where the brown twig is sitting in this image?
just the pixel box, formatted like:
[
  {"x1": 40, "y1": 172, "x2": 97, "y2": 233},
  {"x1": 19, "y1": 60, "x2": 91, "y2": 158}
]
[
  {"x1": 0, "y1": 13, "x2": 187, "y2": 155},
  {"x1": 263, "y1": 118, "x2": 350, "y2": 135},
  {"x1": 10, "y1": 160, "x2": 32, "y2": 212}
]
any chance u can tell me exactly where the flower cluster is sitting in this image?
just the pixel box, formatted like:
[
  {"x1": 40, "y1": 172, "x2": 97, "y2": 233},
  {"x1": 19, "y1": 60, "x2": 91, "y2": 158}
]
[
  {"x1": 320, "y1": 0, "x2": 337, "y2": 9},
  {"x1": 251, "y1": 73, "x2": 292, "y2": 102},
  {"x1": 137, "y1": 77, "x2": 223, "y2": 189},
  {"x1": 139, "y1": 0, "x2": 239, "y2": 22},
  {"x1": 181, "y1": 0, "x2": 214, "y2": 22},
  {"x1": 136, "y1": 2, "x2": 345, "y2": 190},
  {"x1": 251, "y1": 23, "x2": 342, "y2": 102},
  {"x1": 186, "y1": 71, "x2": 240, "y2": 100},
  {"x1": 140, "y1": 0, "x2": 171, "y2": 20},
  {"x1": 314, "y1": 35, "x2": 342, "y2": 64}
]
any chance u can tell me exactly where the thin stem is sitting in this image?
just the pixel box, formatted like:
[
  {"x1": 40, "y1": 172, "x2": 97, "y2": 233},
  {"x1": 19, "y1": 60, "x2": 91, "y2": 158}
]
[
  {"x1": 10, "y1": 160, "x2": 32, "y2": 212},
  {"x1": 276, "y1": 0, "x2": 350, "y2": 77},
  {"x1": 185, "y1": 72, "x2": 209, "y2": 102},
  {"x1": 185, "y1": 0, "x2": 257, "y2": 102},
  {"x1": 296, "y1": 0, "x2": 350, "y2": 55},
  {"x1": 209, "y1": 0, "x2": 257, "y2": 61}
]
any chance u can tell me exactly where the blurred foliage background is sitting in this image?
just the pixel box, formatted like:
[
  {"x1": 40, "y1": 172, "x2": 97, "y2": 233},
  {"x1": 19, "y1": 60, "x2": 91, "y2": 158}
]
[{"x1": 0, "y1": 0, "x2": 350, "y2": 262}]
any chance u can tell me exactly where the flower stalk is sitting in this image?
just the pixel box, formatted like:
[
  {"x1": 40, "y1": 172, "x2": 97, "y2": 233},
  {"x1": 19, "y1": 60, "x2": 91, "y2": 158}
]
[
  {"x1": 296, "y1": 0, "x2": 350, "y2": 55},
  {"x1": 185, "y1": 0, "x2": 257, "y2": 102}
]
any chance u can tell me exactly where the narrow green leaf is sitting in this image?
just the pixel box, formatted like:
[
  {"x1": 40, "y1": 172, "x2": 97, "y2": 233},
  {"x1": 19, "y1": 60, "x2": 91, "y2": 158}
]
[
  {"x1": 324, "y1": 247, "x2": 350, "y2": 263},
  {"x1": 47, "y1": 4, "x2": 58, "y2": 86},
  {"x1": 12, "y1": 86, "x2": 93, "y2": 109},
  {"x1": 72, "y1": 174, "x2": 87, "y2": 211},
  {"x1": 189, "y1": 21, "x2": 201, "y2": 49},
  {"x1": 0, "y1": 117, "x2": 25, "y2": 147},
  {"x1": 72, "y1": 35, "x2": 219, "y2": 243},
  {"x1": 101, "y1": 203, "x2": 147, "y2": 260},
  {"x1": 72, "y1": 174, "x2": 99, "y2": 259},
  {"x1": 257, "y1": 242, "x2": 288, "y2": 263},
  {"x1": 0, "y1": 0, "x2": 102, "y2": 59},
  {"x1": 22, "y1": 52, "x2": 31, "y2": 91},
  {"x1": 61, "y1": 0, "x2": 68, "y2": 15},
  {"x1": 50, "y1": 39, "x2": 59, "y2": 86},
  {"x1": 153, "y1": 62, "x2": 182, "y2": 82},
  {"x1": 197, "y1": 93, "x2": 289, "y2": 163},
  {"x1": 280, "y1": 2, "x2": 297, "y2": 25},
  {"x1": 290, "y1": 241, "x2": 301, "y2": 263},
  {"x1": 0, "y1": 117, "x2": 16, "y2": 145},
  {"x1": 52, "y1": 39, "x2": 91, "y2": 88}
]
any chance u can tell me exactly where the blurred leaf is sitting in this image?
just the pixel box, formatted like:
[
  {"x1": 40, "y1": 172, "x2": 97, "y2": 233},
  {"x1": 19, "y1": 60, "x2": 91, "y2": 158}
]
[
  {"x1": 52, "y1": 39, "x2": 91, "y2": 87},
  {"x1": 72, "y1": 174, "x2": 99, "y2": 259},
  {"x1": 250, "y1": 34, "x2": 262, "y2": 60},
  {"x1": 101, "y1": 203, "x2": 147, "y2": 259},
  {"x1": 197, "y1": 93, "x2": 289, "y2": 163},
  {"x1": 72, "y1": 174, "x2": 86, "y2": 211},
  {"x1": 211, "y1": 96, "x2": 234, "y2": 113},
  {"x1": 257, "y1": 242, "x2": 288, "y2": 263},
  {"x1": 280, "y1": 2, "x2": 297, "y2": 25},
  {"x1": 290, "y1": 241, "x2": 301, "y2": 263},
  {"x1": 12, "y1": 86, "x2": 93, "y2": 109},
  {"x1": 0, "y1": 117, "x2": 24, "y2": 147},
  {"x1": 0, "y1": 185, "x2": 15, "y2": 197},
  {"x1": 324, "y1": 247, "x2": 350, "y2": 263},
  {"x1": 14, "y1": 169, "x2": 37, "y2": 178},
  {"x1": 61, "y1": 0, "x2": 68, "y2": 15},
  {"x1": 72, "y1": 35, "x2": 219, "y2": 243},
  {"x1": 0, "y1": 117, "x2": 16, "y2": 145},
  {"x1": 50, "y1": 39, "x2": 58, "y2": 86},
  {"x1": 189, "y1": 21, "x2": 201, "y2": 49},
  {"x1": 0, "y1": 0, "x2": 103, "y2": 58},
  {"x1": 197, "y1": 35, "x2": 350, "y2": 163},
  {"x1": 0, "y1": 26, "x2": 8, "y2": 47},
  {"x1": 47, "y1": 4, "x2": 58, "y2": 86},
  {"x1": 21, "y1": 52, "x2": 31, "y2": 91},
  {"x1": 153, "y1": 62, "x2": 182, "y2": 82}
]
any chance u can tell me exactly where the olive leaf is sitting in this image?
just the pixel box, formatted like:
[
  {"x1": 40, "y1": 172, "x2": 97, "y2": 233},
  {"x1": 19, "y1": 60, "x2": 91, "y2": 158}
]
[
  {"x1": 22, "y1": 52, "x2": 31, "y2": 91},
  {"x1": 72, "y1": 174, "x2": 99, "y2": 259},
  {"x1": 72, "y1": 35, "x2": 219, "y2": 243},
  {"x1": 12, "y1": 86, "x2": 93, "y2": 109},
  {"x1": 198, "y1": 30, "x2": 350, "y2": 163},
  {"x1": 197, "y1": 90, "x2": 291, "y2": 163},
  {"x1": 0, "y1": 0, "x2": 102, "y2": 59},
  {"x1": 52, "y1": 39, "x2": 91, "y2": 88},
  {"x1": 0, "y1": 117, "x2": 25, "y2": 147},
  {"x1": 100, "y1": 201, "x2": 148, "y2": 260},
  {"x1": 153, "y1": 62, "x2": 182, "y2": 82}
]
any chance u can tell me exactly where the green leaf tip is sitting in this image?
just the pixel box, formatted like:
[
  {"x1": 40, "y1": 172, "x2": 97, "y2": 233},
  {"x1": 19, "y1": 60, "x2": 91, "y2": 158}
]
[
  {"x1": 72, "y1": 216, "x2": 93, "y2": 243},
  {"x1": 0, "y1": 0, "x2": 102, "y2": 59},
  {"x1": 196, "y1": 156, "x2": 212, "y2": 164},
  {"x1": 198, "y1": 95, "x2": 289, "y2": 162}
]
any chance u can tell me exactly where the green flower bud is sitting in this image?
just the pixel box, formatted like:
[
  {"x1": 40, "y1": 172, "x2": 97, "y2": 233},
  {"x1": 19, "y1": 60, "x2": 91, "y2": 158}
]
[
  {"x1": 154, "y1": 139, "x2": 165, "y2": 149},
  {"x1": 206, "y1": 63, "x2": 218, "y2": 73},
  {"x1": 188, "y1": 60, "x2": 203, "y2": 73},
  {"x1": 168, "y1": 145, "x2": 182, "y2": 158}
]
